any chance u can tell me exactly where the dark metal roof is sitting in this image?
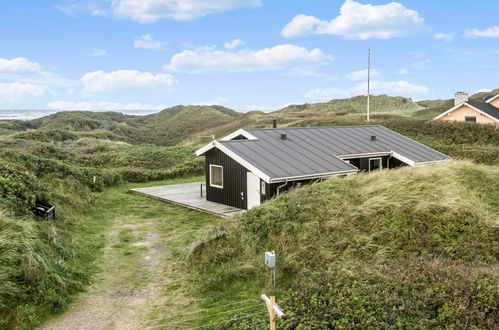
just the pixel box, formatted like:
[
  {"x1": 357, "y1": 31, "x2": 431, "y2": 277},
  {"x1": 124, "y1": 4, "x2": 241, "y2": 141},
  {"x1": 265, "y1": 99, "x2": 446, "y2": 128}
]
[
  {"x1": 218, "y1": 125, "x2": 450, "y2": 181},
  {"x1": 484, "y1": 94, "x2": 496, "y2": 102},
  {"x1": 466, "y1": 101, "x2": 499, "y2": 120}
]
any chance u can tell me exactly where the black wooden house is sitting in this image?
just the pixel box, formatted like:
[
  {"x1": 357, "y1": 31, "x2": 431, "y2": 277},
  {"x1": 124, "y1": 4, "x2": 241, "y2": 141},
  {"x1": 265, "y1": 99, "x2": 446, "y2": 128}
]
[{"x1": 196, "y1": 124, "x2": 450, "y2": 210}]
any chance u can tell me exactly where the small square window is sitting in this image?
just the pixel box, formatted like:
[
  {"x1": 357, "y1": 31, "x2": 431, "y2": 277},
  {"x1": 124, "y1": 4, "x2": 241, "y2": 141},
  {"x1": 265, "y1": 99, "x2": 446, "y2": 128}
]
[
  {"x1": 369, "y1": 158, "x2": 382, "y2": 171},
  {"x1": 210, "y1": 165, "x2": 223, "y2": 188},
  {"x1": 465, "y1": 116, "x2": 476, "y2": 122}
]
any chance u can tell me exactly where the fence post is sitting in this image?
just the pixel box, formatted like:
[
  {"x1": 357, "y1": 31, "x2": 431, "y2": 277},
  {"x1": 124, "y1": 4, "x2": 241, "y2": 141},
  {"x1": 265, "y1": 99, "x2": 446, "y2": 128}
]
[{"x1": 261, "y1": 294, "x2": 284, "y2": 330}]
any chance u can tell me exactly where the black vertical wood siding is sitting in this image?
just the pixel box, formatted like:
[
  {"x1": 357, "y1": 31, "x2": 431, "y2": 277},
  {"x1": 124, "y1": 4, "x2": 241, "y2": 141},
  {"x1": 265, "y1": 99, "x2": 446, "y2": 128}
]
[
  {"x1": 204, "y1": 152, "x2": 408, "y2": 209},
  {"x1": 205, "y1": 148, "x2": 248, "y2": 209}
]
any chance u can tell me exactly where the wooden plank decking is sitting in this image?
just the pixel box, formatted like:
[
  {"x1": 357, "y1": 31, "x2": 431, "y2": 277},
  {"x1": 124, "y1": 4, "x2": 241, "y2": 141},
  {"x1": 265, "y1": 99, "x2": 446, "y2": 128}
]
[{"x1": 130, "y1": 182, "x2": 245, "y2": 218}]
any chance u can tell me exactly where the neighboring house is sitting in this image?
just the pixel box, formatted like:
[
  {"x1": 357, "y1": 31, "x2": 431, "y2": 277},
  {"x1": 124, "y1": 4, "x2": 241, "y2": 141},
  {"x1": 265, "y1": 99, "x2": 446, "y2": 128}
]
[
  {"x1": 195, "y1": 124, "x2": 450, "y2": 210},
  {"x1": 433, "y1": 92, "x2": 499, "y2": 125}
]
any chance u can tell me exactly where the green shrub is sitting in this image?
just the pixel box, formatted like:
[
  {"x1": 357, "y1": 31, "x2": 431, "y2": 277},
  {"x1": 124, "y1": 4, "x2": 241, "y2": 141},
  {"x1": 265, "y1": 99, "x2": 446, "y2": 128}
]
[
  {"x1": 0, "y1": 163, "x2": 41, "y2": 215},
  {"x1": 9, "y1": 130, "x2": 78, "y2": 143},
  {"x1": 382, "y1": 119, "x2": 499, "y2": 146},
  {"x1": 282, "y1": 260, "x2": 498, "y2": 329},
  {"x1": 430, "y1": 144, "x2": 499, "y2": 165}
]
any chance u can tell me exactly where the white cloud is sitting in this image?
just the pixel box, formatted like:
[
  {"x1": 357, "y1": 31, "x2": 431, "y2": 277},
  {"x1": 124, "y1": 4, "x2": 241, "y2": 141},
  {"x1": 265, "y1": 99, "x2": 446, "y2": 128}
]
[
  {"x1": 281, "y1": 0, "x2": 424, "y2": 39},
  {"x1": 0, "y1": 57, "x2": 42, "y2": 73},
  {"x1": 55, "y1": 1, "x2": 108, "y2": 17},
  {"x1": 304, "y1": 87, "x2": 351, "y2": 101},
  {"x1": 0, "y1": 82, "x2": 49, "y2": 103},
  {"x1": 193, "y1": 97, "x2": 230, "y2": 106},
  {"x1": 304, "y1": 80, "x2": 429, "y2": 101},
  {"x1": 474, "y1": 88, "x2": 492, "y2": 94},
  {"x1": 165, "y1": 44, "x2": 332, "y2": 74},
  {"x1": 224, "y1": 39, "x2": 245, "y2": 50},
  {"x1": 81, "y1": 69, "x2": 176, "y2": 95},
  {"x1": 134, "y1": 34, "x2": 165, "y2": 50},
  {"x1": 111, "y1": 0, "x2": 262, "y2": 22},
  {"x1": 345, "y1": 69, "x2": 380, "y2": 81},
  {"x1": 353, "y1": 80, "x2": 429, "y2": 95},
  {"x1": 89, "y1": 49, "x2": 108, "y2": 56},
  {"x1": 434, "y1": 32, "x2": 454, "y2": 42},
  {"x1": 0, "y1": 57, "x2": 74, "y2": 88},
  {"x1": 2, "y1": 71, "x2": 74, "y2": 89},
  {"x1": 47, "y1": 100, "x2": 167, "y2": 110},
  {"x1": 241, "y1": 103, "x2": 294, "y2": 112},
  {"x1": 281, "y1": 15, "x2": 324, "y2": 38},
  {"x1": 464, "y1": 26, "x2": 499, "y2": 38},
  {"x1": 398, "y1": 68, "x2": 408, "y2": 75}
]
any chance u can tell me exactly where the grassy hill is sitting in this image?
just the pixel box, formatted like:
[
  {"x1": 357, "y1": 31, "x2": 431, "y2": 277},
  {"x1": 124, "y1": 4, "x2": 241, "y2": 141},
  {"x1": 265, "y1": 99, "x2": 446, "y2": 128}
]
[
  {"x1": 0, "y1": 92, "x2": 497, "y2": 327},
  {"x1": 279, "y1": 94, "x2": 422, "y2": 114},
  {"x1": 189, "y1": 160, "x2": 498, "y2": 328},
  {"x1": 15, "y1": 105, "x2": 244, "y2": 146},
  {"x1": 137, "y1": 105, "x2": 243, "y2": 145}
]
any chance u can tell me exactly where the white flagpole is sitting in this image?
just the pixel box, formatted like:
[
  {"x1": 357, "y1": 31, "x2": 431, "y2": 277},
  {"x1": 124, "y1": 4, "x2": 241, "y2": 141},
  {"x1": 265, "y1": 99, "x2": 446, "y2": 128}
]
[{"x1": 367, "y1": 48, "x2": 371, "y2": 122}]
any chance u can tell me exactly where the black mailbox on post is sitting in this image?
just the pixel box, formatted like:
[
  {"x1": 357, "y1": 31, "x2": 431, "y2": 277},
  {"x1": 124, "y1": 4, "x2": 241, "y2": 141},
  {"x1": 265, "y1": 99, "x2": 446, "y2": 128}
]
[{"x1": 32, "y1": 201, "x2": 56, "y2": 221}]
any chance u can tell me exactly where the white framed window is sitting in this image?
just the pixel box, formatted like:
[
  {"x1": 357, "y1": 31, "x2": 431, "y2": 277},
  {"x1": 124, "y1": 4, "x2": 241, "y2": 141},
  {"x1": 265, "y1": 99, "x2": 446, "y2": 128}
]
[
  {"x1": 369, "y1": 158, "x2": 382, "y2": 172},
  {"x1": 261, "y1": 180, "x2": 266, "y2": 195},
  {"x1": 209, "y1": 165, "x2": 223, "y2": 188}
]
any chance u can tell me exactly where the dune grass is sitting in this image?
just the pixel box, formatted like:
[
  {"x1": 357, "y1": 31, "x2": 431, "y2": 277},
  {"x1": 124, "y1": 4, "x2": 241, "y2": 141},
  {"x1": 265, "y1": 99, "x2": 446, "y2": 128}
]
[
  {"x1": 189, "y1": 160, "x2": 499, "y2": 328},
  {"x1": 0, "y1": 175, "x2": 211, "y2": 329}
]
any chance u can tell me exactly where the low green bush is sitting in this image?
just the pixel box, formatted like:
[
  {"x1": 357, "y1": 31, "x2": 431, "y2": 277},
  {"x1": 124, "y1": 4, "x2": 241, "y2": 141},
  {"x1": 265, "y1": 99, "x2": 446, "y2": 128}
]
[
  {"x1": 431, "y1": 144, "x2": 499, "y2": 165},
  {"x1": 382, "y1": 119, "x2": 498, "y2": 146},
  {"x1": 282, "y1": 260, "x2": 498, "y2": 329},
  {"x1": 0, "y1": 163, "x2": 41, "y2": 215},
  {"x1": 9, "y1": 129, "x2": 78, "y2": 143}
]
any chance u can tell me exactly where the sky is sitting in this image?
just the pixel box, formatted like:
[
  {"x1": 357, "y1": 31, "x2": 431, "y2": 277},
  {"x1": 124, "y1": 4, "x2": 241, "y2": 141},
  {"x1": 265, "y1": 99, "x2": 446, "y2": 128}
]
[{"x1": 0, "y1": 0, "x2": 498, "y2": 111}]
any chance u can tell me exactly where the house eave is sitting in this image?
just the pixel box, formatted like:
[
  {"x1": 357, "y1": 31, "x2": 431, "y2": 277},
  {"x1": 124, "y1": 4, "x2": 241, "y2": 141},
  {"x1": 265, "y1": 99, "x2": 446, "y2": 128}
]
[
  {"x1": 338, "y1": 152, "x2": 392, "y2": 159},
  {"x1": 198, "y1": 140, "x2": 272, "y2": 183},
  {"x1": 269, "y1": 169, "x2": 358, "y2": 183},
  {"x1": 485, "y1": 94, "x2": 499, "y2": 104},
  {"x1": 195, "y1": 141, "x2": 216, "y2": 156},
  {"x1": 220, "y1": 129, "x2": 258, "y2": 141},
  {"x1": 433, "y1": 102, "x2": 499, "y2": 122}
]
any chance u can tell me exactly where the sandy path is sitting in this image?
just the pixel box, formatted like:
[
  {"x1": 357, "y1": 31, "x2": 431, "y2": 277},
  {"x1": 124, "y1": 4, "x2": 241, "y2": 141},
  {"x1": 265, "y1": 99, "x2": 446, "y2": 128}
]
[{"x1": 38, "y1": 215, "x2": 190, "y2": 330}]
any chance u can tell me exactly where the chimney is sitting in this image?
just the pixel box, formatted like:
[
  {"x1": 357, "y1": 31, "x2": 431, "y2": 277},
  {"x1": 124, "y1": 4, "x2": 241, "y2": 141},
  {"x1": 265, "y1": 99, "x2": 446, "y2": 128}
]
[
  {"x1": 280, "y1": 133, "x2": 287, "y2": 140},
  {"x1": 272, "y1": 118, "x2": 277, "y2": 128},
  {"x1": 371, "y1": 135, "x2": 377, "y2": 141},
  {"x1": 454, "y1": 91, "x2": 468, "y2": 106}
]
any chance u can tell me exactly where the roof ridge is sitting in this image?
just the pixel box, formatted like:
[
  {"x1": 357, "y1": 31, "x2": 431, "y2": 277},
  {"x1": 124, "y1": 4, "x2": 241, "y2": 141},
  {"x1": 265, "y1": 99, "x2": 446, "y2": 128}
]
[
  {"x1": 219, "y1": 139, "x2": 257, "y2": 143},
  {"x1": 246, "y1": 124, "x2": 383, "y2": 131}
]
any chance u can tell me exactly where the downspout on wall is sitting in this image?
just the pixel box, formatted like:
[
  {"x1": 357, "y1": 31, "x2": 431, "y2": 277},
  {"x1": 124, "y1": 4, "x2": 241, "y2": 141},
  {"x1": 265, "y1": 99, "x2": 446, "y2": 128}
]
[{"x1": 276, "y1": 179, "x2": 288, "y2": 196}]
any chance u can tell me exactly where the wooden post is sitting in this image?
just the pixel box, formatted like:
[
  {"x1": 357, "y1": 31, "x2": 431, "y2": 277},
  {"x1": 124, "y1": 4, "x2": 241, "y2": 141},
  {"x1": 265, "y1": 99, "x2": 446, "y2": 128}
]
[{"x1": 261, "y1": 294, "x2": 284, "y2": 330}]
